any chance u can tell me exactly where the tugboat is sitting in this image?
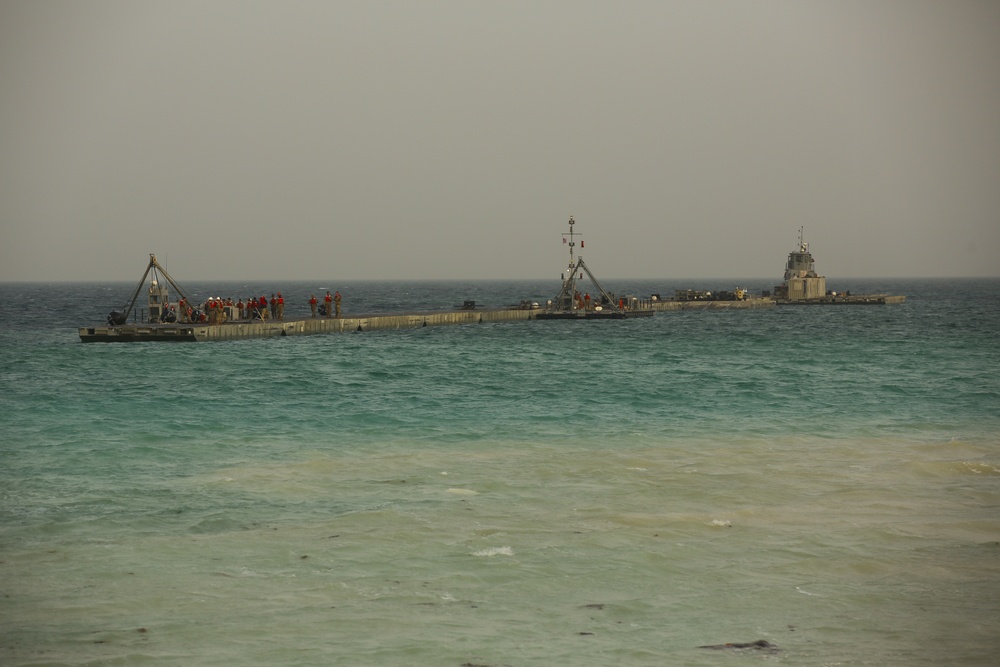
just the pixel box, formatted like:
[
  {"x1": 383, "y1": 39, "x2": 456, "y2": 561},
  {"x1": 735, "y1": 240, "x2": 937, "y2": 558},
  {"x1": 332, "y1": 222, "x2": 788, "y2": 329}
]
[
  {"x1": 773, "y1": 227, "x2": 826, "y2": 301},
  {"x1": 773, "y1": 228, "x2": 905, "y2": 305},
  {"x1": 536, "y1": 216, "x2": 654, "y2": 319}
]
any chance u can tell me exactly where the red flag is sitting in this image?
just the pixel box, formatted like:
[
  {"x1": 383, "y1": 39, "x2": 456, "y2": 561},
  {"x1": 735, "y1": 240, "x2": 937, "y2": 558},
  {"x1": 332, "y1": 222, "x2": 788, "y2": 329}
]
[
  {"x1": 580, "y1": 240, "x2": 584, "y2": 248},
  {"x1": 563, "y1": 238, "x2": 567, "y2": 244}
]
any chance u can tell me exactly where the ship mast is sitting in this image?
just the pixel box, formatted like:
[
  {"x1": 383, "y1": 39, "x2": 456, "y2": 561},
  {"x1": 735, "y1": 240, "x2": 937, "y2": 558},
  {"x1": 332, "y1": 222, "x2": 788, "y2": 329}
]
[
  {"x1": 563, "y1": 215, "x2": 580, "y2": 272},
  {"x1": 549, "y1": 216, "x2": 620, "y2": 312}
]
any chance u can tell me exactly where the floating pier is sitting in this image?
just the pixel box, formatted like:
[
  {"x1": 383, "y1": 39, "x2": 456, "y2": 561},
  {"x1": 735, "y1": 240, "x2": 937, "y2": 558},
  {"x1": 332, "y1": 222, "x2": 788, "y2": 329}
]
[
  {"x1": 78, "y1": 223, "x2": 906, "y2": 342},
  {"x1": 651, "y1": 298, "x2": 775, "y2": 311},
  {"x1": 77, "y1": 238, "x2": 652, "y2": 342},
  {"x1": 776, "y1": 294, "x2": 905, "y2": 305},
  {"x1": 80, "y1": 309, "x2": 535, "y2": 342}
]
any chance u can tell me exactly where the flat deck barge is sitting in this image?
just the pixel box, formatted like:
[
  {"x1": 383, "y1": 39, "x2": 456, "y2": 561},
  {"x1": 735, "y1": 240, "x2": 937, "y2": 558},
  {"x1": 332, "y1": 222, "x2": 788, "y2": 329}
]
[{"x1": 535, "y1": 216, "x2": 656, "y2": 320}]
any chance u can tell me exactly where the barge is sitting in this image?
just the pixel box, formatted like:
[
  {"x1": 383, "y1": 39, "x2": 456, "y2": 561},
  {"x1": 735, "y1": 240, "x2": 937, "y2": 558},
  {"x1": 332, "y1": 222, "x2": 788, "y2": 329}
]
[{"x1": 536, "y1": 216, "x2": 654, "y2": 320}]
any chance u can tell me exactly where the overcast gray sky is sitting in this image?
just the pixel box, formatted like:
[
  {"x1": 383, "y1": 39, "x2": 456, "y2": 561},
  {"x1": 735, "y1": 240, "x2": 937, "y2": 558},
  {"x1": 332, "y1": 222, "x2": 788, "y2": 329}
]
[{"x1": 2, "y1": 0, "x2": 998, "y2": 282}]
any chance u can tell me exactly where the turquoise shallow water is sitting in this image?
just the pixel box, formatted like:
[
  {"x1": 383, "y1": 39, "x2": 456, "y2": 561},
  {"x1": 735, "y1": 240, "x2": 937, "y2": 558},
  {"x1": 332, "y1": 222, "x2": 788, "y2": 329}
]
[{"x1": 1, "y1": 278, "x2": 999, "y2": 665}]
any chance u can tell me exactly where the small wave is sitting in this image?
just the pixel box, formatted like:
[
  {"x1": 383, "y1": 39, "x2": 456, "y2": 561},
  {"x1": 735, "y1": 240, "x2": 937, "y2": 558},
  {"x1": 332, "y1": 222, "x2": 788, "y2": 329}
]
[
  {"x1": 963, "y1": 462, "x2": 1000, "y2": 475},
  {"x1": 913, "y1": 460, "x2": 1000, "y2": 477},
  {"x1": 472, "y1": 546, "x2": 514, "y2": 557}
]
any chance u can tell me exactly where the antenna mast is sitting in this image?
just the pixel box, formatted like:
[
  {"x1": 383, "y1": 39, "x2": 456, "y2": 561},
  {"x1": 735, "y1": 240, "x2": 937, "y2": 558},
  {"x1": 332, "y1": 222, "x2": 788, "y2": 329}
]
[{"x1": 562, "y1": 215, "x2": 580, "y2": 270}]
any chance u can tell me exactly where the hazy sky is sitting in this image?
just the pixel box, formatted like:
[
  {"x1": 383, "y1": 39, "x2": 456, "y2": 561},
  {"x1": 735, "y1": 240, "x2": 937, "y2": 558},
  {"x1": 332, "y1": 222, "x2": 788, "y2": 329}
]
[{"x1": 2, "y1": 0, "x2": 998, "y2": 281}]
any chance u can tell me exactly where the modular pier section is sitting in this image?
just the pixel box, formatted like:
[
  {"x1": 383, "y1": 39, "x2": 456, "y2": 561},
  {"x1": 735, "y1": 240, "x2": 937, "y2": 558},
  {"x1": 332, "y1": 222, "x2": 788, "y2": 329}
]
[
  {"x1": 80, "y1": 309, "x2": 535, "y2": 342},
  {"x1": 652, "y1": 297, "x2": 775, "y2": 311},
  {"x1": 775, "y1": 294, "x2": 905, "y2": 305}
]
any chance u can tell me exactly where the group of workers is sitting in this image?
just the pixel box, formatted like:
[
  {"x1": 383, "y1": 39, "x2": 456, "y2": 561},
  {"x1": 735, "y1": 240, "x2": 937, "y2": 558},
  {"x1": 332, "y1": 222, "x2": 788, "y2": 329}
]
[
  {"x1": 308, "y1": 291, "x2": 342, "y2": 318},
  {"x1": 171, "y1": 291, "x2": 342, "y2": 324},
  {"x1": 573, "y1": 291, "x2": 630, "y2": 311}
]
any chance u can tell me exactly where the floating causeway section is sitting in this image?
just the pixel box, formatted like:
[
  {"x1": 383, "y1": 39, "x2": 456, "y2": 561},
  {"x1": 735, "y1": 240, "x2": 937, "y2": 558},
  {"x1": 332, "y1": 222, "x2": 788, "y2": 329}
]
[
  {"x1": 652, "y1": 298, "x2": 775, "y2": 312},
  {"x1": 80, "y1": 309, "x2": 536, "y2": 342},
  {"x1": 775, "y1": 294, "x2": 905, "y2": 305}
]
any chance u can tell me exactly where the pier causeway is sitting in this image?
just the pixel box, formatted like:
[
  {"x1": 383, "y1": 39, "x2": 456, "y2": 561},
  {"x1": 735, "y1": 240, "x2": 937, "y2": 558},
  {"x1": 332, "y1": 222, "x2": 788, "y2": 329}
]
[{"x1": 80, "y1": 308, "x2": 536, "y2": 342}]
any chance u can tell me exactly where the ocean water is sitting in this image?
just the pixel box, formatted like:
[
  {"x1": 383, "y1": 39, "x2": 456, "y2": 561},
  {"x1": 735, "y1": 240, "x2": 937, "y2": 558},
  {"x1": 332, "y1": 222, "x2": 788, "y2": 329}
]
[{"x1": 1, "y1": 277, "x2": 998, "y2": 666}]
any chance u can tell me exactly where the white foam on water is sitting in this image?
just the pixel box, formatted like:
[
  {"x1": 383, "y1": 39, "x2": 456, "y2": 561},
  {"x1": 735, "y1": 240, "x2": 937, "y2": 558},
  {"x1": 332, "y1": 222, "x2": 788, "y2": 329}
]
[{"x1": 471, "y1": 546, "x2": 514, "y2": 557}]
